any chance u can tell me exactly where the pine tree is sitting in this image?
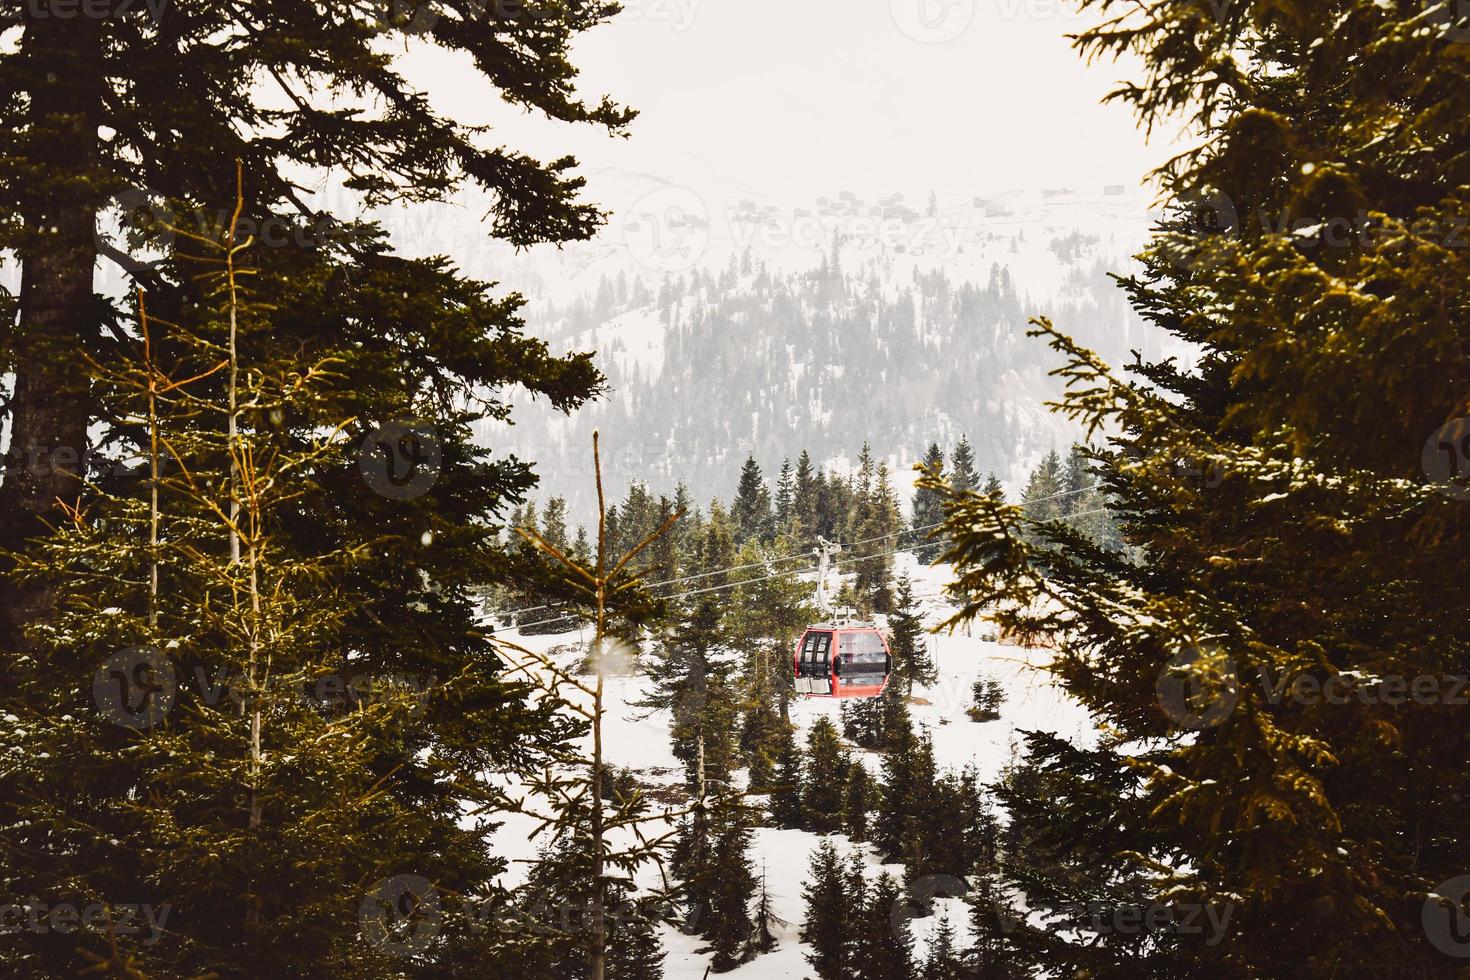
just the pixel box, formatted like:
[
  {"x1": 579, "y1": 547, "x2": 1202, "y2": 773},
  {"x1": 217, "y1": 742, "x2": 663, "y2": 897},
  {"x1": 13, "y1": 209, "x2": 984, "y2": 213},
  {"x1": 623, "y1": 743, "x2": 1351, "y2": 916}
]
[
  {"x1": 793, "y1": 450, "x2": 821, "y2": 542},
  {"x1": 725, "y1": 537, "x2": 816, "y2": 735},
  {"x1": 949, "y1": 437, "x2": 979, "y2": 493},
  {"x1": 874, "y1": 727, "x2": 936, "y2": 863},
  {"x1": 0, "y1": 0, "x2": 622, "y2": 675},
  {"x1": 702, "y1": 801, "x2": 759, "y2": 972},
  {"x1": 607, "y1": 900, "x2": 667, "y2": 980},
  {"x1": 0, "y1": 187, "x2": 595, "y2": 977},
  {"x1": 912, "y1": 443, "x2": 947, "y2": 563},
  {"x1": 748, "y1": 864, "x2": 783, "y2": 958},
  {"x1": 731, "y1": 455, "x2": 774, "y2": 544},
  {"x1": 1020, "y1": 450, "x2": 1064, "y2": 524},
  {"x1": 876, "y1": 679, "x2": 915, "y2": 753},
  {"x1": 967, "y1": 676, "x2": 1006, "y2": 722},
  {"x1": 2, "y1": 5, "x2": 629, "y2": 970},
  {"x1": 774, "y1": 457, "x2": 795, "y2": 534},
  {"x1": 803, "y1": 716, "x2": 850, "y2": 833},
  {"x1": 843, "y1": 760, "x2": 879, "y2": 842},
  {"x1": 857, "y1": 873, "x2": 915, "y2": 980},
  {"x1": 889, "y1": 574, "x2": 936, "y2": 694},
  {"x1": 801, "y1": 841, "x2": 850, "y2": 980},
  {"x1": 981, "y1": 473, "x2": 1005, "y2": 500},
  {"x1": 919, "y1": 7, "x2": 1470, "y2": 973},
  {"x1": 920, "y1": 913, "x2": 965, "y2": 980},
  {"x1": 966, "y1": 859, "x2": 1027, "y2": 980},
  {"x1": 841, "y1": 695, "x2": 880, "y2": 748},
  {"x1": 770, "y1": 724, "x2": 805, "y2": 829}
]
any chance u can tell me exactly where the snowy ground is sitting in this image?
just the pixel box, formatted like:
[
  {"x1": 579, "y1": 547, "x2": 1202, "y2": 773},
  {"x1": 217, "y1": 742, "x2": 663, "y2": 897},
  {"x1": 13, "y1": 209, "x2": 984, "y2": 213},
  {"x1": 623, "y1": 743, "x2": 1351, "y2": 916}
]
[{"x1": 484, "y1": 554, "x2": 1095, "y2": 976}]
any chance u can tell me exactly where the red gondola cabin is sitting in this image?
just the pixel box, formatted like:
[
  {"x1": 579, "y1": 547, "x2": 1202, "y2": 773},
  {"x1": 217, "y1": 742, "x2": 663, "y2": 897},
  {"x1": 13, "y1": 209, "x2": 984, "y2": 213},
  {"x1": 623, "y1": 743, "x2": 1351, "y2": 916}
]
[{"x1": 793, "y1": 624, "x2": 891, "y2": 699}]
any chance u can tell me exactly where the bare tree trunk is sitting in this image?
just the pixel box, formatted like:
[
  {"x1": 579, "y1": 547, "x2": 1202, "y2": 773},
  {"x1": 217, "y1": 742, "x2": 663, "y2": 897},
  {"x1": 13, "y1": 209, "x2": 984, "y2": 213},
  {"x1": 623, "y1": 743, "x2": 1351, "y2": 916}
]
[
  {"x1": 590, "y1": 433, "x2": 607, "y2": 980},
  {"x1": 0, "y1": 13, "x2": 103, "y2": 653},
  {"x1": 140, "y1": 290, "x2": 160, "y2": 631}
]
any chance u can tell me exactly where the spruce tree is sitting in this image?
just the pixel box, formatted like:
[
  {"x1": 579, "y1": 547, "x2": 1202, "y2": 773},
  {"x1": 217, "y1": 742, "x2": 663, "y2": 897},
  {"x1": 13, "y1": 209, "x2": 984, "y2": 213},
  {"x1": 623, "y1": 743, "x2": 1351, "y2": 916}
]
[
  {"x1": 923, "y1": 0, "x2": 1470, "y2": 973},
  {"x1": 607, "y1": 901, "x2": 667, "y2": 980},
  {"x1": 1019, "y1": 451, "x2": 1065, "y2": 524},
  {"x1": 0, "y1": 0, "x2": 622, "y2": 657},
  {"x1": 801, "y1": 841, "x2": 850, "y2": 980},
  {"x1": 1, "y1": 193, "x2": 585, "y2": 977},
  {"x1": 920, "y1": 913, "x2": 965, "y2": 980},
  {"x1": 793, "y1": 450, "x2": 821, "y2": 542},
  {"x1": 843, "y1": 760, "x2": 879, "y2": 842},
  {"x1": 731, "y1": 455, "x2": 774, "y2": 545},
  {"x1": 912, "y1": 443, "x2": 947, "y2": 563},
  {"x1": 890, "y1": 574, "x2": 936, "y2": 694},
  {"x1": 803, "y1": 716, "x2": 851, "y2": 834},
  {"x1": 949, "y1": 437, "x2": 979, "y2": 493},
  {"x1": 770, "y1": 724, "x2": 806, "y2": 829},
  {"x1": 748, "y1": 864, "x2": 783, "y2": 958},
  {"x1": 876, "y1": 678, "x2": 916, "y2": 753},
  {"x1": 702, "y1": 802, "x2": 759, "y2": 972},
  {"x1": 774, "y1": 458, "x2": 796, "y2": 534},
  {"x1": 857, "y1": 873, "x2": 916, "y2": 980}
]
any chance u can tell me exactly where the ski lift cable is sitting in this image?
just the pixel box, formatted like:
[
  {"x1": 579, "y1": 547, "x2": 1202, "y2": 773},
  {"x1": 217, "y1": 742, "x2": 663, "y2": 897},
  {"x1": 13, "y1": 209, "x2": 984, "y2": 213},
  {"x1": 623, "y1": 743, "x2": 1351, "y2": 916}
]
[
  {"x1": 487, "y1": 505, "x2": 1110, "y2": 636},
  {"x1": 491, "y1": 483, "x2": 1103, "y2": 620}
]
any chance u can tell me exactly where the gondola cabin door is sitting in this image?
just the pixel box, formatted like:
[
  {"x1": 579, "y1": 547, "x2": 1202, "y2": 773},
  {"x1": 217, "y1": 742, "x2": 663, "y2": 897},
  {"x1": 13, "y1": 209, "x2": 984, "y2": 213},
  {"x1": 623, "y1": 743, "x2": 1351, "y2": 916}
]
[{"x1": 793, "y1": 625, "x2": 891, "y2": 699}]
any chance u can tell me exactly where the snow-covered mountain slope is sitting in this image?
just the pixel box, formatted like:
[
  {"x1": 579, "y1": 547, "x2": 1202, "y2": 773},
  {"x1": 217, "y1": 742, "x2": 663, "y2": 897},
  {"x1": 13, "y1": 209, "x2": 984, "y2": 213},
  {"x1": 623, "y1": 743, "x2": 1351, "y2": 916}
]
[
  {"x1": 455, "y1": 180, "x2": 1180, "y2": 515},
  {"x1": 485, "y1": 554, "x2": 1095, "y2": 978}
]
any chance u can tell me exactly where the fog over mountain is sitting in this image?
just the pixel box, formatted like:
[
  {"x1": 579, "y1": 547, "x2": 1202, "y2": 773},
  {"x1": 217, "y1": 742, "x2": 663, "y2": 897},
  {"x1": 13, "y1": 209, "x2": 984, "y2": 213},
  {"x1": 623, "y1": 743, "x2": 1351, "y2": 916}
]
[{"x1": 444, "y1": 176, "x2": 1178, "y2": 516}]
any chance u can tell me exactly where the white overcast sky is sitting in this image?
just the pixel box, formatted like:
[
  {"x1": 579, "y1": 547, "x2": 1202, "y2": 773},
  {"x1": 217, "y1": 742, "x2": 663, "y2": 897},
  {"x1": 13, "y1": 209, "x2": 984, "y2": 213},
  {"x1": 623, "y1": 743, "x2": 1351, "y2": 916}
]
[{"x1": 401, "y1": 0, "x2": 1182, "y2": 206}]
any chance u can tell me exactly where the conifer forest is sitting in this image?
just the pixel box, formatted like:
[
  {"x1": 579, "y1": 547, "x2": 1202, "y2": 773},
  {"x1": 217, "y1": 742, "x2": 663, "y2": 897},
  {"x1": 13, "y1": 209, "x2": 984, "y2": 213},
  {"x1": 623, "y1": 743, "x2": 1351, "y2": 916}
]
[{"x1": 1, "y1": 2, "x2": 1468, "y2": 978}]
